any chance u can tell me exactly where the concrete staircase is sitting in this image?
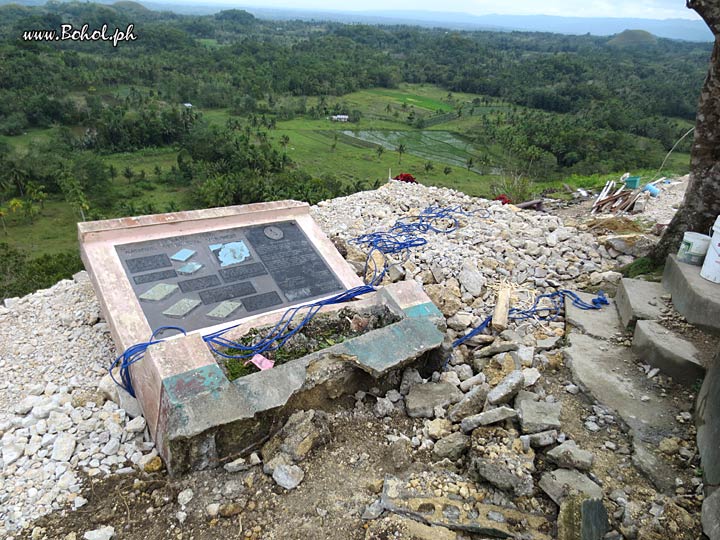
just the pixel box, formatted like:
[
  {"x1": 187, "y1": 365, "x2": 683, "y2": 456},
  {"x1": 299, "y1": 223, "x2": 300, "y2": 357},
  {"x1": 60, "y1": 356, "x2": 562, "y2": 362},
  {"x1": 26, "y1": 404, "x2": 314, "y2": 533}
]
[{"x1": 565, "y1": 262, "x2": 720, "y2": 539}]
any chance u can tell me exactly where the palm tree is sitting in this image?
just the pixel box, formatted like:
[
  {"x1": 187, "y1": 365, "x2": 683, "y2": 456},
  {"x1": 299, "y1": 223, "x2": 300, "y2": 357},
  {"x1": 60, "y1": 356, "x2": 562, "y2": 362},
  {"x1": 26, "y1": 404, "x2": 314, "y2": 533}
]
[
  {"x1": 376, "y1": 145, "x2": 385, "y2": 160},
  {"x1": 466, "y1": 157, "x2": 474, "y2": 171},
  {"x1": 280, "y1": 134, "x2": 290, "y2": 149},
  {"x1": 123, "y1": 167, "x2": 134, "y2": 182},
  {"x1": 0, "y1": 206, "x2": 7, "y2": 236},
  {"x1": 396, "y1": 144, "x2": 406, "y2": 164},
  {"x1": 7, "y1": 160, "x2": 27, "y2": 197},
  {"x1": 424, "y1": 162, "x2": 434, "y2": 173},
  {"x1": 443, "y1": 166, "x2": 452, "y2": 176}
]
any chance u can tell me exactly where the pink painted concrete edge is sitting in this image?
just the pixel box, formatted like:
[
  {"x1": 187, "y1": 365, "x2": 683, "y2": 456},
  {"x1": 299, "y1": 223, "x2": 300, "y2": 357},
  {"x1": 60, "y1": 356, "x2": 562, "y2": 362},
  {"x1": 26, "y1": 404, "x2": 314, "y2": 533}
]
[{"x1": 78, "y1": 200, "x2": 364, "y2": 431}]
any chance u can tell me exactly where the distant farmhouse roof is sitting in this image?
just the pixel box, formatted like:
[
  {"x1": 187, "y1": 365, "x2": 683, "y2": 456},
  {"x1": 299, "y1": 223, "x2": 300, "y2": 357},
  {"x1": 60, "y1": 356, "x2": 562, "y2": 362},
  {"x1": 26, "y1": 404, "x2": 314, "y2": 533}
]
[{"x1": 331, "y1": 114, "x2": 349, "y2": 122}]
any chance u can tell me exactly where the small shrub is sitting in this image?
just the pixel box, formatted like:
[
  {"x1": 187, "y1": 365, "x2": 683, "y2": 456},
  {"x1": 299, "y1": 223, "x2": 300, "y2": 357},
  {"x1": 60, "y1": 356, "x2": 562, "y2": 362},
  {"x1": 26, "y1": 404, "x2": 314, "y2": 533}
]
[{"x1": 491, "y1": 172, "x2": 536, "y2": 203}]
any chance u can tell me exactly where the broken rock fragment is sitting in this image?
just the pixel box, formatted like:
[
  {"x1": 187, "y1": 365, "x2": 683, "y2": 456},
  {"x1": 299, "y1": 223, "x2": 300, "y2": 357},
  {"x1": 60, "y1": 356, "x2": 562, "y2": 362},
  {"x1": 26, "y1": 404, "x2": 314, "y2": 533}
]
[
  {"x1": 547, "y1": 440, "x2": 594, "y2": 471},
  {"x1": 447, "y1": 383, "x2": 490, "y2": 422},
  {"x1": 518, "y1": 400, "x2": 562, "y2": 433},
  {"x1": 487, "y1": 370, "x2": 524, "y2": 405},
  {"x1": 405, "y1": 382, "x2": 463, "y2": 418},
  {"x1": 539, "y1": 469, "x2": 603, "y2": 505},
  {"x1": 470, "y1": 429, "x2": 535, "y2": 497}
]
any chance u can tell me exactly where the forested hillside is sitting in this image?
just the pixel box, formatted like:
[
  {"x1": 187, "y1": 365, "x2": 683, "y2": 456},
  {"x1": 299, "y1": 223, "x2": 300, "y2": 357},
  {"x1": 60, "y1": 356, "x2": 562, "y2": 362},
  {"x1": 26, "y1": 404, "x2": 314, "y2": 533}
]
[{"x1": 0, "y1": 1, "x2": 710, "y2": 298}]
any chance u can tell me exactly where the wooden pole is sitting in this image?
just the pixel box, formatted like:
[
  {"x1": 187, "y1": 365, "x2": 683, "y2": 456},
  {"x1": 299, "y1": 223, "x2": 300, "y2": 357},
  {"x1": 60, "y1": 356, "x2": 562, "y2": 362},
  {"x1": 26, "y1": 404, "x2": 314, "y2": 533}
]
[{"x1": 492, "y1": 288, "x2": 511, "y2": 332}]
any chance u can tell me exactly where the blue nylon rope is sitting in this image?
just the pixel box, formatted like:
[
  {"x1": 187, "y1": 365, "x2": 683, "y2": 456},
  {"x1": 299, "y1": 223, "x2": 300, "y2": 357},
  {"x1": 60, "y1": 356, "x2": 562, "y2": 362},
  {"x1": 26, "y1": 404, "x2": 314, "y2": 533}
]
[
  {"x1": 452, "y1": 290, "x2": 608, "y2": 349},
  {"x1": 109, "y1": 326, "x2": 187, "y2": 397},
  {"x1": 351, "y1": 205, "x2": 480, "y2": 286}
]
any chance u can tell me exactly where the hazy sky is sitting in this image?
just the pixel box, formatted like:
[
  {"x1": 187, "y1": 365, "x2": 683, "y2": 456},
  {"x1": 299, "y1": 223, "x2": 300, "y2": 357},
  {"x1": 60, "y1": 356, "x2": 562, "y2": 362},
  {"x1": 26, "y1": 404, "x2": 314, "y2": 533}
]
[{"x1": 234, "y1": 0, "x2": 700, "y2": 20}]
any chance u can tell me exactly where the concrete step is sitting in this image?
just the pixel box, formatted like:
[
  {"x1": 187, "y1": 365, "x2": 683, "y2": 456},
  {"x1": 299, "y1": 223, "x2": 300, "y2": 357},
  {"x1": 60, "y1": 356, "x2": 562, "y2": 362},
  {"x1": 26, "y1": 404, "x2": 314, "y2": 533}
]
[
  {"x1": 615, "y1": 278, "x2": 665, "y2": 329},
  {"x1": 565, "y1": 291, "x2": 622, "y2": 340},
  {"x1": 663, "y1": 254, "x2": 720, "y2": 334},
  {"x1": 632, "y1": 320, "x2": 705, "y2": 385}
]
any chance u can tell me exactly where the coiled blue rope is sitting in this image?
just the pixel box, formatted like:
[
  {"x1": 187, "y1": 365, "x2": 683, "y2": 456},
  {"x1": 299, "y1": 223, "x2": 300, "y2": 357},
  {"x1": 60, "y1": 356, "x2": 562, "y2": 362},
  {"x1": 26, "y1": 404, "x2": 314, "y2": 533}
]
[{"x1": 352, "y1": 205, "x2": 480, "y2": 285}]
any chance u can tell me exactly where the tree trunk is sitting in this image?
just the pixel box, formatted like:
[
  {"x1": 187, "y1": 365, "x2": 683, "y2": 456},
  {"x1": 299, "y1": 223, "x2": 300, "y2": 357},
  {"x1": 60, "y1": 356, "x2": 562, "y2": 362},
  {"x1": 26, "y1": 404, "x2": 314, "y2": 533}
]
[{"x1": 650, "y1": 1, "x2": 720, "y2": 262}]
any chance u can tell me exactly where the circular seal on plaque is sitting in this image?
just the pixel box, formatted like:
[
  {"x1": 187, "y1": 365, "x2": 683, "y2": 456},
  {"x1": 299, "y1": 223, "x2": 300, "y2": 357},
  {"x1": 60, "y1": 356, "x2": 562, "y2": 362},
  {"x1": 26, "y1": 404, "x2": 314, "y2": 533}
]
[{"x1": 263, "y1": 225, "x2": 284, "y2": 240}]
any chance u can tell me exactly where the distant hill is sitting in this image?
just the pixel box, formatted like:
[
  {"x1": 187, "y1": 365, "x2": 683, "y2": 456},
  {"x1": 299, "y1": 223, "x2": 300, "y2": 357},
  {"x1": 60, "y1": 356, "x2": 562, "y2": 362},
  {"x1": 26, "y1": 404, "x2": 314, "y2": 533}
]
[
  {"x1": 608, "y1": 29, "x2": 659, "y2": 48},
  {"x1": 112, "y1": 0, "x2": 150, "y2": 10}
]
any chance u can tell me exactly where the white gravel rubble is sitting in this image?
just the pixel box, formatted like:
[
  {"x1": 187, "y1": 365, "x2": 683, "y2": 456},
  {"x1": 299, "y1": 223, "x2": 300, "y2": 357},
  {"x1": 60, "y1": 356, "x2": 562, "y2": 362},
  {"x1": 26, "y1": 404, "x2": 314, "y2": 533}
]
[
  {"x1": 0, "y1": 276, "x2": 156, "y2": 537},
  {"x1": 312, "y1": 182, "x2": 617, "y2": 303}
]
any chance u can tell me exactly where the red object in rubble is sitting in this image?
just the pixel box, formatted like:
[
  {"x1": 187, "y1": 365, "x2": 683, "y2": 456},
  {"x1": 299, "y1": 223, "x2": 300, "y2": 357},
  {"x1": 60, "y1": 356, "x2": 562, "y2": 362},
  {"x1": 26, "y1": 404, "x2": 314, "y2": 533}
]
[
  {"x1": 393, "y1": 173, "x2": 417, "y2": 184},
  {"x1": 495, "y1": 194, "x2": 512, "y2": 205}
]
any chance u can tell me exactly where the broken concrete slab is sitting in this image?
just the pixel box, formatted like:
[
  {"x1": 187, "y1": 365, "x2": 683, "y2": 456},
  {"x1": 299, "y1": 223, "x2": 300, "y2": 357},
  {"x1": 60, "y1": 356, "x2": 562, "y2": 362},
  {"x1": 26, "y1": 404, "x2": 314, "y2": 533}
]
[
  {"x1": 565, "y1": 291, "x2": 622, "y2": 340},
  {"x1": 518, "y1": 400, "x2": 562, "y2": 434},
  {"x1": 487, "y1": 370, "x2": 524, "y2": 405},
  {"x1": 631, "y1": 441, "x2": 677, "y2": 494},
  {"x1": 557, "y1": 495, "x2": 610, "y2": 540},
  {"x1": 547, "y1": 440, "x2": 594, "y2": 471},
  {"x1": 539, "y1": 469, "x2": 603, "y2": 505},
  {"x1": 475, "y1": 340, "x2": 519, "y2": 358},
  {"x1": 381, "y1": 473, "x2": 551, "y2": 539},
  {"x1": 432, "y1": 432, "x2": 470, "y2": 460},
  {"x1": 470, "y1": 430, "x2": 536, "y2": 497},
  {"x1": 615, "y1": 278, "x2": 665, "y2": 329},
  {"x1": 460, "y1": 407, "x2": 517, "y2": 432},
  {"x1": 406, "y1": 382, "x2": 463, "y2": 418},
  {"x1": 632, "y1": 320, "x2": 705, "y2": 385},
  {"x1": 663, "y1": 254, "x2": 720, "y2": 334},
  {"x1": 447, "y1": 383, "x2": 490, "y2": 422},
  {"x1": 521, "y1": 430, "x2": 558, "y2": 448}
]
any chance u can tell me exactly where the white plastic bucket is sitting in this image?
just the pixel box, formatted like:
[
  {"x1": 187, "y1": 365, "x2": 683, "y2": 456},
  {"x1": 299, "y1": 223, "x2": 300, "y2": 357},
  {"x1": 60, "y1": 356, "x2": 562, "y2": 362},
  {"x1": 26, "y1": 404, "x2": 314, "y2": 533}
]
[
  {"x1": 700, "y1": 216, "x2": 720, "y2": 283},
  {"x1": 678, "y1": 231, "x2": 711, "y2": 266}
]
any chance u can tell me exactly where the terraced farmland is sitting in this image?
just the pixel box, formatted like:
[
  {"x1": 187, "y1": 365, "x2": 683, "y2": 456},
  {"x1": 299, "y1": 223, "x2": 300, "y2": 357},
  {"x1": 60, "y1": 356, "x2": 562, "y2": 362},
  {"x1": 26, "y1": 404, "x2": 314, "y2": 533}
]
[{"x1": 340, "y1": 130, "x2": 480, "y2": 169}]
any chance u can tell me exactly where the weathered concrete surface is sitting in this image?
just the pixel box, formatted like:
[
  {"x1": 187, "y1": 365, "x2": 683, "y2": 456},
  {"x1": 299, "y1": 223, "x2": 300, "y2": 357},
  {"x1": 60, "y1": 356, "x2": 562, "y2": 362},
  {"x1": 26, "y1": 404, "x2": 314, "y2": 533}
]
[
  {"x1": 615, "y1": 278, "x2": 665, "y2": 329},
  {"x1": 702, "y1": 488, "x2": 720, "y2": 540},
  {"x1": 564, "y1": 332, "x2": 686, "y2": 493},
  {"x1": 632, "y1": 320, "x2": 705, "y2": 385},
  {"x1": 343, "y1": 317, "x2": 444, "y2": 377},
  {"x1": 663, "y1": 254, "x2": 720, "y2": 334},
  {"x1": 538, "y1": 469, "x2": 603, "y2": 504},
  {"x1": 518, "y1": 400, "x2": 562, "y2": 434},
  {"x1": 406, "y1": 382, "x2": 463, "y2": 418},
  {"x1": 697, "y1": 351, "x2": 720, "y2": 488},
  {"x1": 565, "y1": 292, "x2": 622, "y2": 340},
  {"x1": 381, "y1": 473, "x2": 552, "y2": 539}
]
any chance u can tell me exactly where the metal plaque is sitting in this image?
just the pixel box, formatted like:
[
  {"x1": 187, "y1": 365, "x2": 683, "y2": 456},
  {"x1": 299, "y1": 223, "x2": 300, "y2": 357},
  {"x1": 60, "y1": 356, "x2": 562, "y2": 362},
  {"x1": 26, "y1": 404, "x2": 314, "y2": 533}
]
[{"x1": 114, "y1": 220, "x2": 345, "y2": 333}]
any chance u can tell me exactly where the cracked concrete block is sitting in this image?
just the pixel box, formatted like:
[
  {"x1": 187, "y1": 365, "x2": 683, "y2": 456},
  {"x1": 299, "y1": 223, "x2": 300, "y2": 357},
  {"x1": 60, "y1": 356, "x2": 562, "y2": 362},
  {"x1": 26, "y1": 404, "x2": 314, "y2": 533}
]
[
  {"x1": 615, "y1": 278, "x2": 664, "y2": 329},
  {"x1": 632, "y1": 320, "x2": 704, "y2": 385}
]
